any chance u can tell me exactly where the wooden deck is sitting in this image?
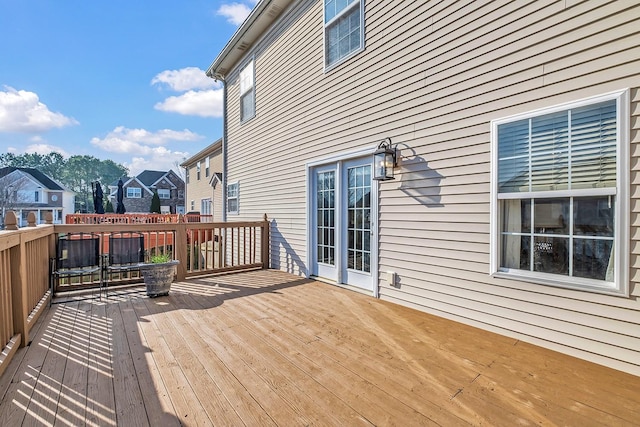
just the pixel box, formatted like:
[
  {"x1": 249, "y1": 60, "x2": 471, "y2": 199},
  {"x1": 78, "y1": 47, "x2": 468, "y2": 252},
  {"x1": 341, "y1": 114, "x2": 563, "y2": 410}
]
[{"x1": 0, "y1": 270, "x2": 638, "y2": 426}]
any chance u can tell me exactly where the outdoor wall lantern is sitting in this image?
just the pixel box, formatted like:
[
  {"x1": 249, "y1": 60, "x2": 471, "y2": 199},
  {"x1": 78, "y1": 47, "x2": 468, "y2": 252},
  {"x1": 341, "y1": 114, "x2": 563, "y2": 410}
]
[{"x1": 373, "y1": 138, "x2": 397, "y2": 181}]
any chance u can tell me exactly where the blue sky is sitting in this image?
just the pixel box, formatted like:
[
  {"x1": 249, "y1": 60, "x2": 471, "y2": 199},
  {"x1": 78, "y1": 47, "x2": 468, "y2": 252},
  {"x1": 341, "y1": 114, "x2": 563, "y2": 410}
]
[{"x1": 0, "y1": 0, "x2": 257, "y2": 175}]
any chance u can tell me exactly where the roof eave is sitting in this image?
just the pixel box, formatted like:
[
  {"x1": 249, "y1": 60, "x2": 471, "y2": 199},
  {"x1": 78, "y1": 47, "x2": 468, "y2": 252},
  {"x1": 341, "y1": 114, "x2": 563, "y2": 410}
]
[{"x1": 206, "y1": 0, "x2": 296, "y2": 80}]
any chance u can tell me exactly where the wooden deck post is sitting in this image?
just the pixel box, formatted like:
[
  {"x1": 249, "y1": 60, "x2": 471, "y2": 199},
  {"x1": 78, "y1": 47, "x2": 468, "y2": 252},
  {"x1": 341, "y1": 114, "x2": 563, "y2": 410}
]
[
  {"x1": 26, "y1": 212, "x2": 36, "y2": 227},
  {"x1": 175, "y1": 214, "x2": 187, "y2": 281},
  {"x1": 10, "y1": 229, "x2": 30, "y2": 348},
  {"x1": 5, "y1": 210, "x2": 18, "y2": 231},
  {"x1": 261, "y1": 214, "x2": 270, "y2": 269}
]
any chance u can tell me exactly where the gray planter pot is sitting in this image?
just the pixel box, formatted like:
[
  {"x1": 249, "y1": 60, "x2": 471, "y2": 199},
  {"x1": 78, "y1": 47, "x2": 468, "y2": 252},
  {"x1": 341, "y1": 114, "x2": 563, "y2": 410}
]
[{"x1": 139, "y1": 260, "x2": 180, "y2": 297}]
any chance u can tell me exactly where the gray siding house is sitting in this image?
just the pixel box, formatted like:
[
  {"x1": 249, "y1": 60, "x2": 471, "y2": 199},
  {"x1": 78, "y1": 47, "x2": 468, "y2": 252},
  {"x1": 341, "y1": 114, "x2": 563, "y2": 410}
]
[{"x1": 207, "y1": 0, "x2": 640, "y2": 376}]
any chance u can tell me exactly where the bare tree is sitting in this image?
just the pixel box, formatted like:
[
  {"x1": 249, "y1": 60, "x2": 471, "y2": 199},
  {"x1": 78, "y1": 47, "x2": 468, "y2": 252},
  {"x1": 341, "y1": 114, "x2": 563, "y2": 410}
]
[{"x1": 0, "y1": 173, "x2": 29, "y2": 229}]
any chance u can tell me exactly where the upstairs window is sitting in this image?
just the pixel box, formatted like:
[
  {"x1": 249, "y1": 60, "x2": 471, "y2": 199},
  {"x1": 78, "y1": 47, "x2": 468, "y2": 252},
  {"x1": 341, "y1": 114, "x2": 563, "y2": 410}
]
[
  {"x1": 227, "y1": 182, "x2": 239, "y2": 215},
  {"x1": 491, "y1": 90, "x2": 628, "y2": 295},
  {"x1": 205, "y1": 157, "x2": 210, "y2": 178},
  {"x1": 240, "y1": 60, "x2": 255, "y2": 122},
  {"x1": 185, "y1": 168, "x2": 190, "y2": 184},
  {"x1": 324, "y1": 0, "x2": 364, "y2": 69},
  {"x1": 127, "y1": 187, "x2": 142, "y2": 198},
  {"x1": 197, "y1": 161, "x2": 201, "y2": 180},
  {"x1": 158, "y1": 189, "x2": 170, "y2": 199}
]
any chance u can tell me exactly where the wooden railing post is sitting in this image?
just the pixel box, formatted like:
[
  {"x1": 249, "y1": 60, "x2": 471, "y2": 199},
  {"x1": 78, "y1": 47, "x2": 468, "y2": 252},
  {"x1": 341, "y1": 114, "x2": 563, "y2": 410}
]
[
  {"x1": 175, "y1": 214, "x2": 187, "y2": 281},
  {"x1": 261, "y1": 214, "x2": 270, "y2": 269},
  {"x1": 26, "y1": 212, "x2": 37, "y2": 227},
  {"x1": 10, "y1": 233, "x2": 29, "y2": 347},
  {"x1": 5, "y1": 211, "x2": 18, "y2": 231}
]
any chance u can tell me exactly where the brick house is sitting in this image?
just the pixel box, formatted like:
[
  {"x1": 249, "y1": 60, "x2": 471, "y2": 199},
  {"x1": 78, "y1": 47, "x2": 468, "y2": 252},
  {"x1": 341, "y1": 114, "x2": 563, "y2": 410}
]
[{"x1": 108, "y1": 170, "x2": 185, "y2": 214}]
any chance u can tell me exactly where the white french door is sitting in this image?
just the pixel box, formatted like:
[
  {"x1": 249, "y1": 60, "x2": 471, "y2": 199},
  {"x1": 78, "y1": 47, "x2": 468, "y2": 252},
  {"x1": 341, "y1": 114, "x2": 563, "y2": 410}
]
[{"x1": 310, "y1": 157, "x2": 375, "y2": 292}]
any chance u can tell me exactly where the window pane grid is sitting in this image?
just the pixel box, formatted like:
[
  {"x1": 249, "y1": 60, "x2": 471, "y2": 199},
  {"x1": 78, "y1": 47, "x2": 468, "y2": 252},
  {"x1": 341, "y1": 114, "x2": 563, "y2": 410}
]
[
  {"x1": 498, "y1": 100, "x2": 616, "y2": 193},
  {"x1": 500, "y1": 196, "x2": 614, "y2": 281},
  {"x1": 316, "y1": 171, "x2": 335, "y2": 265},
  {"x1": 325, "y1": 1, "x2": 361, "y2": 67},
  {"x1": 347, "y1": 165, "x2": 371, "y2": 273}
]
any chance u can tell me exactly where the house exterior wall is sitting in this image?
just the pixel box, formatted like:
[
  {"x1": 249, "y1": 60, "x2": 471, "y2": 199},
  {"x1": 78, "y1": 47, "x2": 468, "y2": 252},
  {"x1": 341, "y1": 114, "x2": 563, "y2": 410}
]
[
  {"x1": 183, "y1": 143, "x2": 223, "y2": 220},
  {"x1": 219, "y1": 0, "x2": 640, "y2": 375}
]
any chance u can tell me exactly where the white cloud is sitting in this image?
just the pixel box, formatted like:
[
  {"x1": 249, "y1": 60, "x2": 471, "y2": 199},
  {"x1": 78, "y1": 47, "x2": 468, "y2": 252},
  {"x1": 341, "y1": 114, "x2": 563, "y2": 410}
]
[
  {"x1": 90, "y1": 126, "x2": 203, "y2": 155},
  {"x1": 23, "y1": 143, "x2": 69, "y2": 157},
  {"x1": 216, "y1": 2, "x2": 253, "y2": 25},
  {"x1": 0, "y1": 86, "x2": 78, "y2": 133},
  {"x1": 126, "y1": 149, "x2": 190, "y2": 177},
  {"x1": 151, "y1": 67, "x2": 217, "y2": 92},
  {"x1": 154, "y1": 89, "x2": 223, "y2": 118}
]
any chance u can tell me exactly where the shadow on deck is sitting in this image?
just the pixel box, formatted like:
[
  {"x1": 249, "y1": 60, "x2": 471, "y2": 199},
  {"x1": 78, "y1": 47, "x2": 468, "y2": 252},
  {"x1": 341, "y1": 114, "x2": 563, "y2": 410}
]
[{"x1": 1, "y1": 269, "x2": 639, "y2": 426}]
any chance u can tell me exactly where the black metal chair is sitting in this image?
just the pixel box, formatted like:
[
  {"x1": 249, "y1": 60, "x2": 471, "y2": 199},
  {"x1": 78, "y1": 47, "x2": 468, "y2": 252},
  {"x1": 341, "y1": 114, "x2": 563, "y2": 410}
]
[
  {"x1": 104, "y1": 232, "x2": 145, "y2": 297},
  {"x1": 51, "y1": 232, "x2": 102, "y2": 303}
]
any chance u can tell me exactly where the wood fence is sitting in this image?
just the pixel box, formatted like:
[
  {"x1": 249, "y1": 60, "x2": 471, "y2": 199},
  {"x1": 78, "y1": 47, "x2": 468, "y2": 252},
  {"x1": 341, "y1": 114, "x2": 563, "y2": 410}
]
[{"x1": 0, "y1": 211, "x2": 270, "y2": 378}]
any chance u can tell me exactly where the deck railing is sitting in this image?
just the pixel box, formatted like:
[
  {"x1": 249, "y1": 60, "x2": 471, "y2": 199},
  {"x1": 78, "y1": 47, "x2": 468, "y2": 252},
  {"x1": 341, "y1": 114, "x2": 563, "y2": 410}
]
[
  {"x1": 65, "y1": 213, "x2": 213, "y2": 224},
  {"x1": 0, "y1": 211, "x2": 270, "y2": 378},
  {"x1": 0, "y1": 211, "x2": 52, "y2": 377}
]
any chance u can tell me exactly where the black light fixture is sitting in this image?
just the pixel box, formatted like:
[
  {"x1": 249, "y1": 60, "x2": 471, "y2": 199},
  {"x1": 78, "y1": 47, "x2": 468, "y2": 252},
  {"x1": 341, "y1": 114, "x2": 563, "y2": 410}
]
[{"x1": 373, "y1": 138, "x2": 397, "y2": 181}]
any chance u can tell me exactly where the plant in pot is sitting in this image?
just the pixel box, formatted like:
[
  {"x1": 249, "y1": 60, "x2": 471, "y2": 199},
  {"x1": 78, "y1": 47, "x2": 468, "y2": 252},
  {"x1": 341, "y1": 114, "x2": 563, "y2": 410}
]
[{"x1": 139, "y1": 252, "x2": 180, "y2": 297}]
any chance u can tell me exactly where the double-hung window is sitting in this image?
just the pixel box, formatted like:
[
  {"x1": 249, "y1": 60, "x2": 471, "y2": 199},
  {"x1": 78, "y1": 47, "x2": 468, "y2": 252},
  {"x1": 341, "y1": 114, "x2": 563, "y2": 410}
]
[
  {"x1": 227, "y1": 182, "x2": 239, "y2": 215},
  {"x1": 158, "y1": 189, "x2": 170, "y2": 199},
  {"x1": 201, "y1": 198, "x2": 212, "y2": 215},
  {"x1": 324, "y1": 0, "x2": 364, "y2": 69},
  {"x1": 196, "y1": 161, "x2": 201, "y2": 180},
  {"x1": 205, "y1": 157, "x2": 210, "y2": 178},
  {"x1": 239, "y1": 60, "x2": 255, "y2": 122},
  {"x1": 491, "y1": 90, "x2": 628, "y2": 295}
]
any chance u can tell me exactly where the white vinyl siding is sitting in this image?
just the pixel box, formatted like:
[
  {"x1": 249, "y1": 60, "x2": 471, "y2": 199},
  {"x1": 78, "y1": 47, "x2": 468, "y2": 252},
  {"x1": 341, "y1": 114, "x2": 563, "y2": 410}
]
[
  {"x1": 324, "y1": 0, "x2": 364, "y2": 69},
  {"x1": 239, "y1": 60, "x2": 255, "y2": 122},
  {"x1": 222, "y1": 0, "x2": 640, "y2": 375}
]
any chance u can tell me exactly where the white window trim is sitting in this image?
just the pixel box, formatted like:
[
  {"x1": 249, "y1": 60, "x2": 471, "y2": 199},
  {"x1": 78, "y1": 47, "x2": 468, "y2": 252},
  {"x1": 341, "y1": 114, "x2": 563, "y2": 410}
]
[
  {"x1": 158, "y1": 189, "x2": 170, "y2": 199},
  {"x1": 127, "y1": 187, "x2": 142, "y2": 198},
  {"x1": 489, "y1": 89, "x2": 629, "y2": 296},
  {"x1": 227, "y1": 181, "x2": 239, "y2": 215},
  {"x1": 323, "y1": 0, "x2": 365, "y2": 72},
  {"x1": 239, "y1": 59, "x2": 256, "y2": 123}
]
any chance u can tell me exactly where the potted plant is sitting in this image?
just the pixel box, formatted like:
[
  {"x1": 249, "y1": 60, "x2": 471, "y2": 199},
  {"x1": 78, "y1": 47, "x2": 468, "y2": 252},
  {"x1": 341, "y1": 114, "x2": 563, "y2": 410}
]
[{"x1": 139, "y1": 252, "x2": 180, "y2": 297}]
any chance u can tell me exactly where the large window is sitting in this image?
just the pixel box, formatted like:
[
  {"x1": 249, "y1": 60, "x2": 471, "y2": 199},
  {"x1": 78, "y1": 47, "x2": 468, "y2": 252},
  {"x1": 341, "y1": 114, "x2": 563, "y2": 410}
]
[
  {"x1": 201, "y1": 198, "x2": 212, "y2": 215},
  {"x1": 127, "y1": 187, "x2": 142, "y2": 198},
  {"x1": 158, "y1": 189, "x2": 170, "y2": 199},
  {"x1": 227, "y1": 182, "x2": 239, "y2": 215},
  {"x1": 491, "y1": 90, "x2": 628, "y2": 295},
  {"x1": 324, "y1": 0, "x2": 364, "y2": 69},
  {"x1": 239, "y1": 60, "x2": 255, "y2": 122}
]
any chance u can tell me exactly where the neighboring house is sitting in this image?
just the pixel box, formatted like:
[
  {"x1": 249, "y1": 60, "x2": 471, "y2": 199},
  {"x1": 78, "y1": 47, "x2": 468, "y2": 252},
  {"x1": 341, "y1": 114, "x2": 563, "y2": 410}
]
[
  {"x1": 108, "y1": 170, "x2": 185, "y2": 214},
  {"x1": 206, "y1": 1, "x2": 640, "y2": 376},
  {"x1": 180, "y1": 138, "x2": 224, "y2": 221},
  {"x1": 0, "y1": 167, "x2": 74, "y2": 227}
]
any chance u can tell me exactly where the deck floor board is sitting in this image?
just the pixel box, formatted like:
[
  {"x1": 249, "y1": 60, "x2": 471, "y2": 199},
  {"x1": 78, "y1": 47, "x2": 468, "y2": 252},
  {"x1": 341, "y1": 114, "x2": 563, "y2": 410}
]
[{"x1": 1, "y1": 270, "x2": 639, "y2": 426}]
